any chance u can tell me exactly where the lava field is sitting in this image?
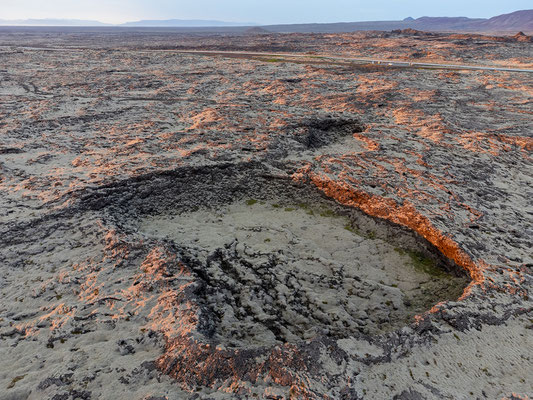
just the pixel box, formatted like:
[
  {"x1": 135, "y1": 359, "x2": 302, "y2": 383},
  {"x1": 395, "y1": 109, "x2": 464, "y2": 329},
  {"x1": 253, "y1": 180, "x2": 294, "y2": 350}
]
[{"x1": 0, "y1": 29, "x2": 532, "y2": 399}]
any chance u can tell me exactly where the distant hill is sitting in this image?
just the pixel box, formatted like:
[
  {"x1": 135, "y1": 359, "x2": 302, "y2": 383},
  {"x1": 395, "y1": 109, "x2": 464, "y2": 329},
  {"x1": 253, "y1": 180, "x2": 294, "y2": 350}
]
[
  {"x1": 121, "y1": 19, "x2": 255, "y2": 27},
  {"x1": 244, "y1": 27, "x2": 271, "y2": 35},
  {"x1": 262, "y1": 18, "x2": 481, "y2": 34},
  {"x1": 411, "y1": 16, "x2": 486, "y2": 30},
  {"x1": 0, "y1": 19, "x2": 110, "y2": 26},
  {"x1": 474, "y1": 10, "x2": 533, "y2": 32}
]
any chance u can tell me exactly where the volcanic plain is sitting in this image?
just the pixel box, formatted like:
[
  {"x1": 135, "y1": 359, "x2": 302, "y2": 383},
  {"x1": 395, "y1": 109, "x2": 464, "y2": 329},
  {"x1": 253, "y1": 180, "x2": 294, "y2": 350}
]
[{"x1": 0, "y1": 29, "x2": 532, "y2": 400}]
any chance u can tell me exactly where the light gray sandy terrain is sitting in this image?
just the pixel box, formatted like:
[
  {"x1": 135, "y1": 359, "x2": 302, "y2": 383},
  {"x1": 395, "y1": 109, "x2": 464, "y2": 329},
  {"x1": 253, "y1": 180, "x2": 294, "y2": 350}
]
[
  {"x1": 0, "y1": 29, "x2": 532, "y2": 400},
  {"x1": 139, "y1": 200, "x2": 467, "y2": 344}
]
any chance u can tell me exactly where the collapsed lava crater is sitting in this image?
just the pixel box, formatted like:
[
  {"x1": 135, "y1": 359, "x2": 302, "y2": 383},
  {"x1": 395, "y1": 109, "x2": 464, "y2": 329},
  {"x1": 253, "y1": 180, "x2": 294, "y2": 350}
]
[{"x1": 99, "y1": 163, "x2": 470, "y2": 348}]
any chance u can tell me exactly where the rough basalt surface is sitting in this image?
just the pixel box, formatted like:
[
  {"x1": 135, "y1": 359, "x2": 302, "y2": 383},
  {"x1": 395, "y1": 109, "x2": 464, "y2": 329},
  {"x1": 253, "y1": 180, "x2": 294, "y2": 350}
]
[{"x1": 0, "y1": 29, "x2": 532, "y2": 400}]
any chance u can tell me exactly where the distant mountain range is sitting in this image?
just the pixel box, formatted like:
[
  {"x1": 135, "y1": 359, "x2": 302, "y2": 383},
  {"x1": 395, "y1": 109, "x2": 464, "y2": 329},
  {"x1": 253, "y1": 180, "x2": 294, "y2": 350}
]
[
  {"x1": 0, "y1": 9, "x2": 531, "y2": 33},
  {"x1": 0, "y1": 18, "x2": 253, "y2": 27},
  {"x1": 121, "y1": 19, "x2": 255, "y2": 27},
  {"x1": 0, "y1": 18, "x2": 111, "y2": 26},
  {"x1": 261, "y1": 10, "x2": 533, "y2": 33}
]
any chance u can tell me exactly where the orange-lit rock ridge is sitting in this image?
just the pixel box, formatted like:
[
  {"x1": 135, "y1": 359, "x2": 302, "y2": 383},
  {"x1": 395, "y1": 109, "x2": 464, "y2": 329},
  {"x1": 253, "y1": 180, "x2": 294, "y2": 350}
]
[{"x1": 294, "y1": 167, "x2": 485, "y2": 285}]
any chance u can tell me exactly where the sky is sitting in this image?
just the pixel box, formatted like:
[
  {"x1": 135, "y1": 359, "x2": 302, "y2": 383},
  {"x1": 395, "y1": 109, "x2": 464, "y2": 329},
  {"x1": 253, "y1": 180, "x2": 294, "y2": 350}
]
[{"x1": 1, "y1": 0, "x2": 531, "y2": 24}]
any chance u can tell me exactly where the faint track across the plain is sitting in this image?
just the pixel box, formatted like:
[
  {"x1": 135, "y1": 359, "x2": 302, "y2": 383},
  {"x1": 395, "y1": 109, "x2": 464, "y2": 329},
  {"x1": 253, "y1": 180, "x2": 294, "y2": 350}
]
[
  {"x1": 7, "y1": 46, "x2": 533, "y2": 73},
  {"x1": 176, "y1": 50, "x2": 533, "y2": 73}
]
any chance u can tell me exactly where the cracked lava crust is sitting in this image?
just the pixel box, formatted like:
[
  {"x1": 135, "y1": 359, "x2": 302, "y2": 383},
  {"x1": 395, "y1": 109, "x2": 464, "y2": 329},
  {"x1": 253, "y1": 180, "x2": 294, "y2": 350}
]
[{"x1": 0, "y1": 30, "x2": 532, "y2": 399}]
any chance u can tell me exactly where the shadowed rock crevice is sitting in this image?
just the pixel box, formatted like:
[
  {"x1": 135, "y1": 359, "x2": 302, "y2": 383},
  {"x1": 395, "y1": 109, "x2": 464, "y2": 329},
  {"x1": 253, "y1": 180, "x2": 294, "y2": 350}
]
[{"x1": 292, "y1": 118, "x2": 364, "y2": 149}]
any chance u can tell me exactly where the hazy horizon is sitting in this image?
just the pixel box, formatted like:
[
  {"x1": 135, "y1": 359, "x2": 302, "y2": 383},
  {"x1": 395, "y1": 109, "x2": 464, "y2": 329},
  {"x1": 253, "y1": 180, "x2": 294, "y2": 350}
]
[{"x1": 1, "y1": 0, "x2": 531, "y2": 25}]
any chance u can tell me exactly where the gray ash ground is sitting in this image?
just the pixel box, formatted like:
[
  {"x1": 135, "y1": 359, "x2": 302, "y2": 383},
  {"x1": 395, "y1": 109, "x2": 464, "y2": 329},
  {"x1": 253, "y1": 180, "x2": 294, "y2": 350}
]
[{"x1": 0, "y1": 29, "x2": 532, "y2": 400}]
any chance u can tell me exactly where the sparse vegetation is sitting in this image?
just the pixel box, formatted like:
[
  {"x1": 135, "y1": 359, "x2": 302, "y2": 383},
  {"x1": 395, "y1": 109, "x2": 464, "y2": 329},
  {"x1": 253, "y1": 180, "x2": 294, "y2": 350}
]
[
  {"x1": 319, "y1": 208, "x2": 337, "y2": 218},
  {"x1": 395, "y1": 248, "x2": 446, "y2": 277},
  {"x1": 261, "y1": 57, "x2": 283, "y2": 63},
  {"x1": 344, "y1": 223, "x2": 356, "y2": 233},
  {"x1": 366, "y1": 230, "x2": 376, "y2": 240},
  {"x1": 7, "y1": 375, "x2": 25, "y2": 389}
]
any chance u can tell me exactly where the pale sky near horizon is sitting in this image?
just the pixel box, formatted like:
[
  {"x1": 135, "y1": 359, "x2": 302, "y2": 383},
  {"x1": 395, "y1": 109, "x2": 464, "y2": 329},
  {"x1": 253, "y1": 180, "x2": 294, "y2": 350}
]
[{"x1": 1, "y1": 0, "x2": 531, "y2": 24}]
